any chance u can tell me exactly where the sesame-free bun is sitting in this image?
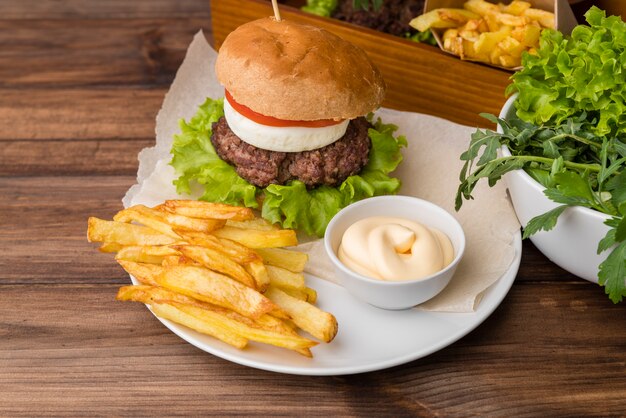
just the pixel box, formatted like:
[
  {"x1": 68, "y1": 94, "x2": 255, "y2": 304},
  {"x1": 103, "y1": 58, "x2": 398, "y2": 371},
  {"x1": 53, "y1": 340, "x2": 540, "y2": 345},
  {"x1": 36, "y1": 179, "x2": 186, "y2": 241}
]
[{"x1": 216, "y1": 17, "x2": 386, "y2": 121}]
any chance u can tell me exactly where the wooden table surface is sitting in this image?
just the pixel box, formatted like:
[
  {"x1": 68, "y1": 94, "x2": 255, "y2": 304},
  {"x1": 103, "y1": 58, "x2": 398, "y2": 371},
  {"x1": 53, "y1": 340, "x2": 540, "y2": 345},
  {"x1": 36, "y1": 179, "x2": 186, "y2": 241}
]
[{"x1": 2, "y1": 1, "x2": 626, "y2": 416}]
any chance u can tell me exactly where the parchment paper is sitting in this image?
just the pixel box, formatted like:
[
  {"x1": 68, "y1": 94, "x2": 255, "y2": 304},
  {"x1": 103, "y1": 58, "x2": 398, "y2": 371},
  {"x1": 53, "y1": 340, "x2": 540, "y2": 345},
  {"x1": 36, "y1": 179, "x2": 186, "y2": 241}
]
[{"x1": 123, "y1": 31, "x2": 521, "y2": 313}]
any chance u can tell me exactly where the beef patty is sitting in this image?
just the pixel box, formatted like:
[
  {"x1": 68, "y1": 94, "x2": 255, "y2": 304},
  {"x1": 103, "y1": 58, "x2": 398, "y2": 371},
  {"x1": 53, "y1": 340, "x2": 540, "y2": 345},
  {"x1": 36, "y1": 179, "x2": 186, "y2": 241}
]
[{"x1": 211, "y1": 116, "x2": 372, "y2": 188}]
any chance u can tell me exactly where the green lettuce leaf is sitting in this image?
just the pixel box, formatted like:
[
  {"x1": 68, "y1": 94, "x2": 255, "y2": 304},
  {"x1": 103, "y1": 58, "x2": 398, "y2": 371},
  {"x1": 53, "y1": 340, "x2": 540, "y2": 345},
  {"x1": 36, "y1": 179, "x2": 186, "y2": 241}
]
[
  {"x1": 170, "y1": 98, "x2": 406, "y2": 237},
  {"x1": 507, "y1": 7, "x2": 626, "y2": 139},
  {"x1": 301, "y1": 0, "x2": 338, "y2": 17}
]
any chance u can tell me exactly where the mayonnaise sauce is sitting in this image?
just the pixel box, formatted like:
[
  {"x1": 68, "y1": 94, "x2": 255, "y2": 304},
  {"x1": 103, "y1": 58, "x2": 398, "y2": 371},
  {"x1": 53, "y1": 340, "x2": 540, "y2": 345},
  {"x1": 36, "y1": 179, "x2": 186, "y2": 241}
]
[{"x1": 338, "y1": 217, "x2": 454, "y2": 281}]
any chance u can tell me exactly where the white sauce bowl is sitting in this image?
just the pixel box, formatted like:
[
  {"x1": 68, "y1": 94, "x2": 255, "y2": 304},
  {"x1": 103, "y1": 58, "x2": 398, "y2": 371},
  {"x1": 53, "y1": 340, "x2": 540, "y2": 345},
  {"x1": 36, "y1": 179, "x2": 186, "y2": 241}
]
[
  {"x1": 323, "y1": 196, "x2": 466, "y2": 310},
  {"x1": 500, "y1": 94, "x2": 611, "y2": 283}
]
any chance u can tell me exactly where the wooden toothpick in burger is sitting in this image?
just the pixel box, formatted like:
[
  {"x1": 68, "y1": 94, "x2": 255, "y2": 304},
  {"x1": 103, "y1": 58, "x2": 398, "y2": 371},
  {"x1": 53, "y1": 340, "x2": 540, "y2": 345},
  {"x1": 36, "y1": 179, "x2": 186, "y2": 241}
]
[{"x1": 271, "y1": 0, "x2": 281, "y2": 22}]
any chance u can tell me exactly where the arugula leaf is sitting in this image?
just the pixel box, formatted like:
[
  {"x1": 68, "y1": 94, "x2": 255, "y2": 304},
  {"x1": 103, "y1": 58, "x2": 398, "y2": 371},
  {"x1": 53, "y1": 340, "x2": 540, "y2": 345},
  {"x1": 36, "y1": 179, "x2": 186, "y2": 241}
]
[{"x1": 170, "y1": 98, "x2": 405, "y2": 237}]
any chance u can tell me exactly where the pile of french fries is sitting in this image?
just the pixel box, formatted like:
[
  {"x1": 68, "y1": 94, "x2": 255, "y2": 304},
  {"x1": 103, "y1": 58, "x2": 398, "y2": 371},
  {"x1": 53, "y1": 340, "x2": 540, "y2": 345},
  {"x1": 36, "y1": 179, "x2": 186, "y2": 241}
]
[
  {"x1": 87, "y1": 200, "x2": 337, "y2": 357},
  {"x1": 410, "y1": 0, "x2": 555, "y2": 68}
]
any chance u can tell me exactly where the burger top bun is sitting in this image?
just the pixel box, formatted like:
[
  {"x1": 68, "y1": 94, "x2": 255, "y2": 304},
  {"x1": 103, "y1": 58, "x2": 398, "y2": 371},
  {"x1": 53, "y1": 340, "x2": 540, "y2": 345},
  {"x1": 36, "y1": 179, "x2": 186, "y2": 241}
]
[{"x1": 216, "y1": 17, "x2": 386, "y2": 121}]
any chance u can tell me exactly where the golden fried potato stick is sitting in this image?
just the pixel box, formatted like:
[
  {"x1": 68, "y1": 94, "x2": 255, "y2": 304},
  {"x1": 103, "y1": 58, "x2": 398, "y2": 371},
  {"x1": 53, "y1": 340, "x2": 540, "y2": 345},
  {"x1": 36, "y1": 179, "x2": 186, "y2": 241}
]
[
  {"x1": 87, "y1": 217, "x2": 176, "y2": 246},
  {"x1": 156, "y1": 265, "x2": 278, "y2": 319},
  {"x1": 116, "y1": 286, "x2": 248, "y2": 348},
  {"x1": 410, "y1": 8, "x2": 479, "y2": 32},
  {"x1": 500, "y1": 1, "x2": 531, "y2": 16},
  {"x1": 152, "y1": 205, "x2": 227, "y2": 233},
  {"x1": 225, "y1": 218, "x2": 278, "y2": 231},
  {"x1": 175, "y1": 231, "x2": 261, "y2": 264},
  {"x1": 463, "y1": 0, "x2": 499, "y2": 16},
  {"x1": 243, "y1": 260, "x2": 270, "y2": 293},
  {"x1": 161, "y1": 255, "x2": 202, "y2": 268},
  {"x1": 117, "y1": 285, "x2": 315, "y2": 355},
  {"x1": 114, "y1": 205, "x2": 180, "y2": 239},
  {"x1": 115, "y1": 245, "x2": 180, "y2": 265},
  {"x1": 98, "y1": 242, "x2": 124, "y2": 253},
  {"x1": 163, "y1": 200, "x2": 255, "y2": 221},
  {"x1": 212, "y1": 226, "x2": 298, "y2": 249},
  {"x1": 171, "y1": 302, "x2": 316, "y2": 355},
  {"x1": 265, "y1": 287, "x2": 338, "y2": 343},
  {"x1": 267, "y1": 265, "x2": 306, "y2": 291},
  {"x1": 303, "y1": 287, "x2": 317, "y2": 305},
  {"x1": 523, "y1": 7, "x2": 555, "y2": 29},
  {"x1": 174, "y1": 245, "x2": 257, "y2": 289},
  {"x1": 117, "y1": 260, "x2": 163, "y2": 286},
  {"x1": 255, "y1": 248, "x2": 308, "y2": 273}
]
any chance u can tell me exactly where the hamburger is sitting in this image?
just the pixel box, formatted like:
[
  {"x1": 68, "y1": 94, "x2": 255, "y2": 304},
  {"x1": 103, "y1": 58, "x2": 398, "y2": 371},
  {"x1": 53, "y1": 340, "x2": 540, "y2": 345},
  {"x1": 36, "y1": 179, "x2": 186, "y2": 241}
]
[{"x1": 170, "y1": 17, "x2": 405, "y2": 236}]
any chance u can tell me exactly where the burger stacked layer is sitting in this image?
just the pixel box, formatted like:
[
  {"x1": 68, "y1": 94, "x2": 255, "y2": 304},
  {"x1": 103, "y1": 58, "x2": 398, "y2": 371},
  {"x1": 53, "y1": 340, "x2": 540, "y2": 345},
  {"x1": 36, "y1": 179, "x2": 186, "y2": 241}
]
[{"x1": 170, "y1": 18, "x2": 406, "y2": 236}]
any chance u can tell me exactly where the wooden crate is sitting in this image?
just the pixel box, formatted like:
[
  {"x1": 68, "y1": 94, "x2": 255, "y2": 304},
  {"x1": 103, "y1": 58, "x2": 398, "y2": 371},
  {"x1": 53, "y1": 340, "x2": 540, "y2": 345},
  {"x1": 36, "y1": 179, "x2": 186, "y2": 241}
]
[{"x1": 211, "y1": 0, "x2": 512, "y2": 128}]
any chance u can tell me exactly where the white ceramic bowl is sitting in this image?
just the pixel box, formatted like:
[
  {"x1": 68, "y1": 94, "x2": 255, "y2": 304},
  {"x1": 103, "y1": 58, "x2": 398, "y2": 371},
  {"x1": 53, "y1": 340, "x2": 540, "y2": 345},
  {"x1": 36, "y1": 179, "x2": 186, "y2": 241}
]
[
  {"x1": 500, "y1": 95, "x2": 611, "y2": 283},
  {"x1": 324, "y1": 196, "x2": 465, "y2": 310}
]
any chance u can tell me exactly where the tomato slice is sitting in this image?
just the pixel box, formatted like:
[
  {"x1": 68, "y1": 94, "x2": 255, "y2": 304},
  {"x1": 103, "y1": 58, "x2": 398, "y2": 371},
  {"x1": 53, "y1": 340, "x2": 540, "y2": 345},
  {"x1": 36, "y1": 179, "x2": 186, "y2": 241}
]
[{"x1": 225, "y1": 90, "x2": 343, "y2": 128}]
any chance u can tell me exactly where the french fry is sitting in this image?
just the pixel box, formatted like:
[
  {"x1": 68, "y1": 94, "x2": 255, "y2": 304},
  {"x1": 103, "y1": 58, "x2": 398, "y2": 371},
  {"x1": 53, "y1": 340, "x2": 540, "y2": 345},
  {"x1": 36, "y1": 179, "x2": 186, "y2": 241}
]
[
  {"x1": 163, "y1": 200, "x2": 255, "y2": 221},
  {"x1": 512, "y1": 24, "x2": 541, "y2": 47},
  {"x1": 175, "y1": 245, "x2": 257, "y2": 289},
  {"x1": 425, "y1": 0, "x2": 551, "y2": 69},
  {"x1": 117, "y1": 260, "x2": 163, "y2": 286},
  {"x1": 303, "y1": 287, "x2": 317, "y2": 304},
  {"x1": 267, "y1": 265, "x2": 306, "y2": 291},
  {"x1": 98, "y1": 242, "x2": 124, "y2": 253},
  {"x1": 159, "y1": 210, "x2": 226, "y2": 233},
  {"x1": 153, "y1": 302, "x2": 248, "y2": 349},
  {"x1": 279, "y1": 287, "x2": 308, "y2": 301},
  {"x1": 161, "y1": 255, "x2": 201, "y2": 267},
  {"x1": 225, "y1": 218, "x2": 278, "y2": 231},
  {"x1": 473, "y1": 26, "x2": 512, "y2": 58},
  {"x1": 410, "y1": 8, "x2": 479, "y2": 32},
  {"x1": 463, "y1": 0, "x2": 499, "y2": 16},
  {"x1": 176, "y1": 231, "x2": 260, "y2": 264},
  {"x1": 117, "y1": 285, "x2": 314, "y2": 354},
  {"x1": 172, "y1": 302, "x2": 316, "y2": 355},
  {"x1": 115, "y1": 245, "x2": 180, "y2": 265},
  {"x1": 244, "y1": 260, "x2": 271, "y2": 293},
  {"x1": 114, "y1": 205, "x2": 180, "y2": 239},
  {"x1": 117, "y1": 284, "x2": 199, "y2": 306},
  {"x1": 523, "y1": 7, "x2": 555, "y2": 29},
  {"x1": 156, "y1": 265, "x2": 277, "y2": 319},
  {"x1": 500, "y1": 1, "x2": 531, "y2": 16},
  {"x1": 87, "y1": 217, "x2": 176, "y2": 246},
  {"x1": 265, "y1": 287, "x2": 337, "y2": 343},
  {"x1": 212, "y1": 226, "x2": 298, "y2": 249},
  {"x1": 255, "y1": 248, "x2": 308, "y2": 273},
  {"x1": 91, "y1": 199, "x2": 335, "y2": 357}
]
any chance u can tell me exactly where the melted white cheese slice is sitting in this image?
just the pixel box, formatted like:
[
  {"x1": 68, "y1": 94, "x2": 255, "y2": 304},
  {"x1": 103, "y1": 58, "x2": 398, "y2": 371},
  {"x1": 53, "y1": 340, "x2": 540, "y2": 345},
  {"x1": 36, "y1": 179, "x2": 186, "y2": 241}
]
[{"x1": 223, "y1": 98, "x2": 349, "y2": 152}]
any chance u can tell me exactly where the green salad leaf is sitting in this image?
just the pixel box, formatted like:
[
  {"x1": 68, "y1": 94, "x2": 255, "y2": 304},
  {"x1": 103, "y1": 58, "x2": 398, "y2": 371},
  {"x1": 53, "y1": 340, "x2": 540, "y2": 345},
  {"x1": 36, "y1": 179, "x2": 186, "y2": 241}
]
[
  {"x1": 507, "y1": 7, "x2": 626, "y2": 139},
  {"x1": 458, "y1": 7, "x2": 626, "y2": 303},
  {"x1": 170, "y1": 98, "x2": 406, "y2": 237},
  {"x1": 301, "y1": 0, "x2": 338, "y2": 17}
]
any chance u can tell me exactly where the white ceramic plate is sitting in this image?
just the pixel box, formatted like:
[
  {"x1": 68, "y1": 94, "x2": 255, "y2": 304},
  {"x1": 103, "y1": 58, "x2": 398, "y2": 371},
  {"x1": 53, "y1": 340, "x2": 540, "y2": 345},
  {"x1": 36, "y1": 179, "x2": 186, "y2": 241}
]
[{"x1": 131, "y1": 233, "x2": 521, "y2": 376}]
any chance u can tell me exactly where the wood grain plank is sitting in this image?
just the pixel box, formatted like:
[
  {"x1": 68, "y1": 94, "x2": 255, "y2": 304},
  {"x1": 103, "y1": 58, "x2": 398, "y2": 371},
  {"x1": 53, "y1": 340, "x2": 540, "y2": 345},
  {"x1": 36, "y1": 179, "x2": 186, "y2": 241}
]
[
  {"x1": 0, "y1": 176, "x2": 134, "y2": 283},
  {"x1": 0, "y1": 0, "x2": 210, "y2": 19},
  {"x1": 0, "y1": 139, "x2": 149, "y2": 176},
  {"x1": 0, "y1": 283, "x2": 624, "y2": 416},
  {"x1": 0, "y1": 88, "x2": 165, "y2": 141},
  {"x1": 0, "y1": 19, "x2": 210, "y2": 87}
]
